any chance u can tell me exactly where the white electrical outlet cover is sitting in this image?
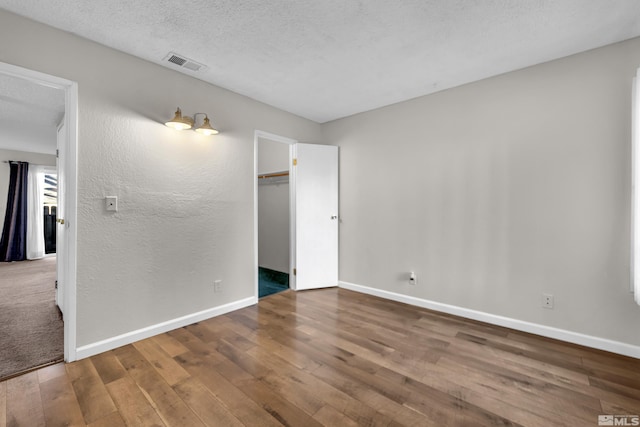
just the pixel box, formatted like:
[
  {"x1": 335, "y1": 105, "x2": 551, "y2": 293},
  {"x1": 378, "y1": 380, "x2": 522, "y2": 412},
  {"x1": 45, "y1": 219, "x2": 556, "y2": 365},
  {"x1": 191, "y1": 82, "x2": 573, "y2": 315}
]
[{"x1": 105, "y1": 196, "x2": 118, "y2": 212}]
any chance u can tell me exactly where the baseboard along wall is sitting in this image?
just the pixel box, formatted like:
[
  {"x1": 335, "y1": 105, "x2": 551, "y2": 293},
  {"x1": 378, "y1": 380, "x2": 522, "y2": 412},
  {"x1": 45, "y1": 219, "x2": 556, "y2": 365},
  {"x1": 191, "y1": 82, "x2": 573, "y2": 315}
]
[
  {"x1": 76, "y1": 282, "x2": 640, "y2": 361},
  {"x1": 75, "y1": 296, "x2": 257, "y2": 360},
  {"x1": 339, "y1": 281, "x2": 640, "y2": 359}
]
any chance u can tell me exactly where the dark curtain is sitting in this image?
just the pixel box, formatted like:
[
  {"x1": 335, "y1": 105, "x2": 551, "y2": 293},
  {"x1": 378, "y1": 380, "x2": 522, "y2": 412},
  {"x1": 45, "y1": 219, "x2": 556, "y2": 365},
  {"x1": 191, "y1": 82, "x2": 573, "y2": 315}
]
[{"x1": 0, "y1": 161, "x2": 29, "y2": 262}]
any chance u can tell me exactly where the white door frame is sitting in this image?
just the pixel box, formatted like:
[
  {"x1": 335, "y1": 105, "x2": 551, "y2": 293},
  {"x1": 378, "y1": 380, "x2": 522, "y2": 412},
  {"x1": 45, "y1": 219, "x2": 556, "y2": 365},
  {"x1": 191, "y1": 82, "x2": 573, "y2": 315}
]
[
  {"x1": 0, "y1": 61, "x2": 79, "y2": 362},
  {"x1": 254, "y1": 130, "x2": 298, "y2": 299}
]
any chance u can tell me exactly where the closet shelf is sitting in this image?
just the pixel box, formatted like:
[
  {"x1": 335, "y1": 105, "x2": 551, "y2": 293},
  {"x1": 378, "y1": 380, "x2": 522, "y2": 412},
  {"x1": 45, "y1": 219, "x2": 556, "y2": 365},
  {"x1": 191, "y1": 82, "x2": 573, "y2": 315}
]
[{"x1": 258, "y1": 170, "x2": 289, "y2": 185}]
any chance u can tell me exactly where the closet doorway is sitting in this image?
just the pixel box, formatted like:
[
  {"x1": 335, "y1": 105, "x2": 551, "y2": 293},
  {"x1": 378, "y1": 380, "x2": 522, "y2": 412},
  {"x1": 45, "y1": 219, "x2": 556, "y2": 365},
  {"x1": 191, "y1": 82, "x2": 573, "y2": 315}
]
[
  {"x1": 254, "y1": 131, "x2": 339, "y2": 299},
  {"x1": 256, "y1": 134, "x2": 293, "y2": 298}
]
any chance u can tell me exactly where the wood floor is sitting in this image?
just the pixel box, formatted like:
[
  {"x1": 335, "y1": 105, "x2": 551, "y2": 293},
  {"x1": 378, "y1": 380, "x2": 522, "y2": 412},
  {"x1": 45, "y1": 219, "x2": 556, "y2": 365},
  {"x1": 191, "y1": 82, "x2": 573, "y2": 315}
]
[{"x1": 1, "y1": 288, "x2": 639, "y2": 426}]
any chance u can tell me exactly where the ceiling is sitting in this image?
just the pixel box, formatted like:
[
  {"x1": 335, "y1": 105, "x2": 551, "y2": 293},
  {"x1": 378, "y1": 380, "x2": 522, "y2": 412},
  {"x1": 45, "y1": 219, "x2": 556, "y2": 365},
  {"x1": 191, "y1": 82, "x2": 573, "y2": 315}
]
[
  {"x1": 0, "y1": 1, "x2": 639, "y2": 123},
  {"x1": 0, "y1": 73, "x2": 63, "y2": 155}
]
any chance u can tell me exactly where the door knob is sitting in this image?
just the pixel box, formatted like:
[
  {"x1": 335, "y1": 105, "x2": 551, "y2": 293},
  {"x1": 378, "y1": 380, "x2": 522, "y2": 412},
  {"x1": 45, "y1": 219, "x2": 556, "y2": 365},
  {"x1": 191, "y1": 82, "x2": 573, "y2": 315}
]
[
  {"x1": 330, "y1": 215, "x2": 338, "y2": 220},
  {"x1": 57, "y1": 218, "x2": 65, "y2": 225}
]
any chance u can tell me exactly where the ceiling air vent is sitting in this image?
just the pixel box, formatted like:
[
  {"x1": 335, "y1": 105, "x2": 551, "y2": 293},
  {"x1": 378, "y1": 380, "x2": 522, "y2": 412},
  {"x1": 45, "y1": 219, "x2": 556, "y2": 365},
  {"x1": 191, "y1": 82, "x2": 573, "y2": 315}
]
[{"x1": 163, "y1": 52, "x2": 206, "y2": 72}]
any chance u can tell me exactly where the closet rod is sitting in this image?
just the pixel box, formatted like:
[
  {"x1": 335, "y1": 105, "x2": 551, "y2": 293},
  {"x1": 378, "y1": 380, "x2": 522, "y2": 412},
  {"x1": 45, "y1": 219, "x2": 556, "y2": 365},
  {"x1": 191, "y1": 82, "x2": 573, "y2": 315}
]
[{"x1": 258, "y1": 171, "x2": 289, "y2": 179}]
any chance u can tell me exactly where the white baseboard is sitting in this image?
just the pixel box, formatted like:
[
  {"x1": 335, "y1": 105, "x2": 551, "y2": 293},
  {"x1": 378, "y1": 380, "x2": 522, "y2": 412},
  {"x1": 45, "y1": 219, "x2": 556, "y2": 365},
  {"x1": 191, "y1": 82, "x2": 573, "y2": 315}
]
[
  {"x1": 75, "y1": 296, "x2": 257, "y2": 360},
  {"x1": 339, "y1": 281, "x2": 640, "y2": 359}
]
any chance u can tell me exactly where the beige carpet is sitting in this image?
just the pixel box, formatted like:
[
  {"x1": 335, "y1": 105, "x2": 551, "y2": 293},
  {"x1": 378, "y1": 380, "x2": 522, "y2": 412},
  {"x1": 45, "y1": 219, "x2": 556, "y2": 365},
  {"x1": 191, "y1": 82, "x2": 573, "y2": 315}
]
[{"x1": 0, "y1": 257, "x2": 63, "y2": 381}]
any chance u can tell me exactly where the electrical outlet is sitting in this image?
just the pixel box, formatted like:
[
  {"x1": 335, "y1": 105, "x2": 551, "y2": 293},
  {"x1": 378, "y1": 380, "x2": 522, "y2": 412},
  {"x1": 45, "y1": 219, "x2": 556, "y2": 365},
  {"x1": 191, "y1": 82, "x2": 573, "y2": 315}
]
[
  {"x1": 214, "y1": 280, "x2": 222, "y2": 293},
  {"x1": 409, "y1": 271, "x2": 417, "y2": 285},
  {"x1": 542, "y1": 293, "x2": 554, "y2": 309},
  {"x1": 105, "y1": 196, "x2": 117, "y2": 212}
]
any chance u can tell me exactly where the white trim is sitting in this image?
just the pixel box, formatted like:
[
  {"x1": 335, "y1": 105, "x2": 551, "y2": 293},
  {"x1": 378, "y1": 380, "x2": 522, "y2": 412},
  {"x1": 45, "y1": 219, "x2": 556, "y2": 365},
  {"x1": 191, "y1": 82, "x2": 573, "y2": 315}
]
[
  {"x1": 289, "y1": 143, "x2": 297, "y2": 290},
  {"x1": 0, "y1": 61, "x2": 78, "y2": 362},
  {"x1": 76, "y1": 296, "x2": 256, "y2": 360},
  {"x1": 253, "y1": 131, "x2": 298, "y2": 297},
  {"x1": 339, "y1": 281, "x2": 640, "y2": 359},
  {"x1": 633, "y1": 73, "x2": 636, "y2": 295}
]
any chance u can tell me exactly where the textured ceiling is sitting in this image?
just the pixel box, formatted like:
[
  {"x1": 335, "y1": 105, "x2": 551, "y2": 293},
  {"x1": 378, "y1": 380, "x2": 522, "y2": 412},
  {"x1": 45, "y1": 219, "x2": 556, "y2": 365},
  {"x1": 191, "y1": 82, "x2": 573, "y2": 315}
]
[
  {"x1": 1, "y1": 1, "x2": 639, "y2": 123},
  {"x1": 0, "y1": 73, "x2": 64, "y2": 154}
]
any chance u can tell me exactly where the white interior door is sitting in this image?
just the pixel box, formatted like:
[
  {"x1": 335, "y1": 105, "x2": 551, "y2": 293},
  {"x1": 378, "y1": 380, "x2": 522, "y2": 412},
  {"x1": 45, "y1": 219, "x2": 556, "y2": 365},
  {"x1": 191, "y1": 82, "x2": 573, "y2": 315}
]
[
  {"x1": 56, "y1": 121, "x2": 66, "y2": 314},
  {"x1": 293, "y1": 143, "x2": 338, "y2": 290}
]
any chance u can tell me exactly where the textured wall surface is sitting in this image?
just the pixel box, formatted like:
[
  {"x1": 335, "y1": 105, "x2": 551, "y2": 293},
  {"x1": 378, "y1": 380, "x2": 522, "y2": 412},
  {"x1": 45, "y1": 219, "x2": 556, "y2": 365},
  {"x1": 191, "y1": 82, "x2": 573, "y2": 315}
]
[
  {"x1": 0, "y1": 149, "x2": 56, "y2": 226},
  {"x1": 324, "y1": 37, "x2": 640, "y2": 346},
  {"x1": 0, "y1": 9, "x2": 321, "y2": 347}
]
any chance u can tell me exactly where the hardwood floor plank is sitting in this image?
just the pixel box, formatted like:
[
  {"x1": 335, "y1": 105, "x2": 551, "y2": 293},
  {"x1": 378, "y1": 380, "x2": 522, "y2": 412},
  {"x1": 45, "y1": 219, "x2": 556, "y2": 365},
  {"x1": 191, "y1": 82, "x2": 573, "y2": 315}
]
[
  {"x1": 3, "y1": 287, "x2": 639, "y2": 426},
  {"x1": 209, "y1": 337, "x2": 326, "y2": 426},
  {"x1": 36, "y1": 362, "x2": 66, "y2": 384},
  {"x1": 39, "y1": 373, "x2": 86, "y2": 427},
  {"x1": 446, "y1": 337, "x2": 592, "y2": 388},
  {"x1": 601, "y1": 399, "x2": 640, "y2": 416},
  {"x1": 113, "y1": 345, "x2": 205, "y2": 427},
  {"x1": 105, "y1": 376, "x2": 167, "y2": 427},
  {"x1": 589, "y1": 376, "x2": 640, "y2": 401},
  {"x1": 233, "y1": 377, "x2": 324, "y2": 427},
  {"x1": 581, "y1": 356, "x2": 640, "y2": 382},
  {"x1": 167, "y1": 328, "x2": 228, "y2": 364},
  {"x1": 132, "y1": 338, "x2": 191, "y2": 386},
  {"x1": 455, "y1": 331, "x2": 640, "y2": 391},
  {"x1": 455, "y1": 331, "x2": 585, "y2": 367},
  {"x1": 298, "y1": 330, "x2": 517, "y2": 427},
  {"x1": 311, "y1": 364, "x2": 435, "y2": 426},
  {"x1": 245, "y1": 345, "x2": 397, "y2": 427},
  {"x1": 253, "y1": 323, "x2": 431, "y2": 425},
  {"x1": 435, "y1": 355, "x2": 599, "y2": 425},
  {"x1": 444, "y1": 350, "x2": 602, "y2": 411},
  {"x1": 150, "y1": 333, "x2": 190, "y2": 358},
  {"x1": 172, "y1": 377, "x2": 244, "y2": 427},
  {"x1": 201, "y1": 319, "x2": 255, "y2": 351},
  {"x1": 87, "y1": 411, "x2": 127, "y2": 427},
  {"x1": 183, "y1": 322, "x2": 220, "y2": 344},
  {"x1": 90, "y1": 351, "x2": 127, "y2": 385},
  {"x1": 313, "y1": 404, "x2": 360, "y2": 427},
  {"x1": 66, "y1": 358, "x2": 118, "y2": 424},
  {"x1": 214, "y1": 315, "x2": 262, "y2": 344},
  {"x1": 380, "y1": 363, "x2": 547, "y2": 427},
  {"x1": 174, "y1": 351, "x2": 283, "y2": 427},
  {"x1": 244, "y1": 331, "x2": 322, "y2": 372},
  {"x1": 507, "y1": 330, "x2": 637, "y2": 369},
  {"x1": 245, "y1": 345, "x2": 390, "y2": 423},
  {"x1": 5, "y1": 372, "x2": 45, "y2": 427}
]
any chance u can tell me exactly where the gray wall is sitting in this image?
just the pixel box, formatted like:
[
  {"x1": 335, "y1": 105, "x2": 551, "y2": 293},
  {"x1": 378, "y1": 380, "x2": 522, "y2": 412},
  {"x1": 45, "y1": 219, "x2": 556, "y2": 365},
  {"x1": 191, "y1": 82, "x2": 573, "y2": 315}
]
[
  {"x1": 0, "y1": 9, "x2": 322, "y2": 347},
  {"x1": 0, "y1": 149, "x2": 56, "y2": 227},
  {"x1": 323, "y1": 37, "x2": 640, "y2": 347},
  {"x1": 258, "y1": 138, "x2": 290, "y2": 273}
]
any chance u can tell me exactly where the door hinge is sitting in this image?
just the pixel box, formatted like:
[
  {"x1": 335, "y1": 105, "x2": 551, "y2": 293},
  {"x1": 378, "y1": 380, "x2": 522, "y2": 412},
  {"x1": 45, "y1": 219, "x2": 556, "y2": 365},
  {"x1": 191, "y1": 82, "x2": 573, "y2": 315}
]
[
  {"x1": 56, "y1": 149, "x2": 59, "y2": 158},
  {"x1": 293, "y1": 158, "x2": 297, "y2": 166},
  {"x1": 55, "y1": 280, "x2": 58, "y2": 289},
  {"x1": 293, "y1": 268, "x2": 297, "y2": 276}
]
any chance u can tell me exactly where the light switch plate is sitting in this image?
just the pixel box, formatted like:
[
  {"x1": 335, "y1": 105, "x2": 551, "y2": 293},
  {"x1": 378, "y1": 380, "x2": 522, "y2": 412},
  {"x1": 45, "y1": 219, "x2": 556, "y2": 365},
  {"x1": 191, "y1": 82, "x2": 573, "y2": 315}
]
[{"x1": 105, "y1": 196, "x2": 118, "y2": 212}]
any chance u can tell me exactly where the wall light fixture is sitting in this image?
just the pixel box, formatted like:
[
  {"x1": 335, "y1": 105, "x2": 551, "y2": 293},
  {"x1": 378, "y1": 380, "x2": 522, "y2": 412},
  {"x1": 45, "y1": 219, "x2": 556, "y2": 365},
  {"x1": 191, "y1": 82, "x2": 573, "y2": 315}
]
[{"x1": 165, "y1": 107, "x2": 219, "y2": 136}]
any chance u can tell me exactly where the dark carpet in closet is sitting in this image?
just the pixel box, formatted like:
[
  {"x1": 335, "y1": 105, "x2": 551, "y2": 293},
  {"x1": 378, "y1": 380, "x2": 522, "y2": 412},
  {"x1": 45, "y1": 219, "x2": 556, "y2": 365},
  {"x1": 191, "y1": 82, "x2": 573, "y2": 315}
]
[{"x1": 259, "y1": 267, "x2": 289, "y2": 298}]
